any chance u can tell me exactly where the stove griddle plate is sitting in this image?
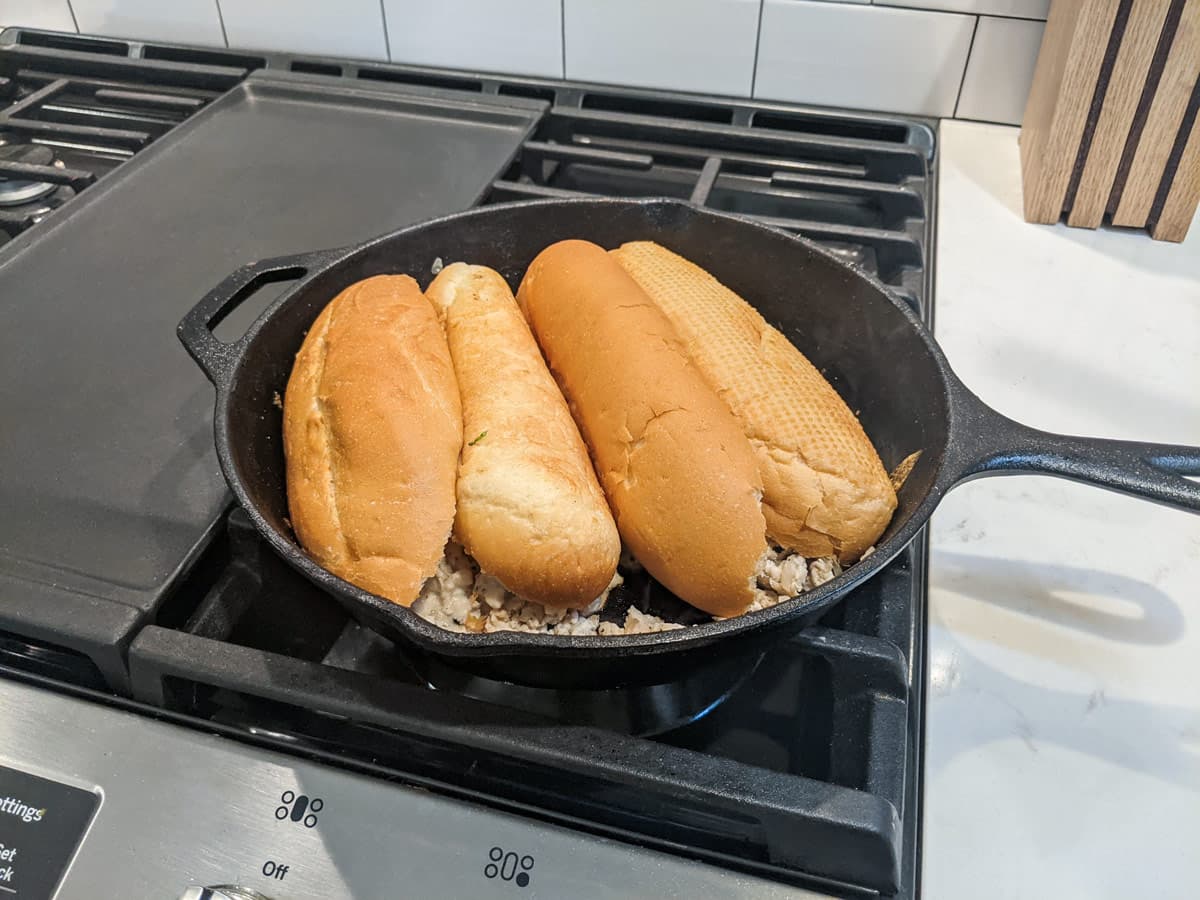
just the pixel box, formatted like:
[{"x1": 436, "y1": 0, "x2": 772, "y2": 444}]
[{"x1": 0, "y1": 70, "x2": 543, "y2": 687}]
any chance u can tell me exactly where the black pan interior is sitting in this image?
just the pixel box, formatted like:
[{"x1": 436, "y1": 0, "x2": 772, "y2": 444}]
[{"x1": 216, "y1": 199, "x2": 952, "y2": 685}]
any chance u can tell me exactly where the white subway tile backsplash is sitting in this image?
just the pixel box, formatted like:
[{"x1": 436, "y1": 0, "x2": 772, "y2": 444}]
[
  {"x1": 877, "y1": 0, "x2": 1049, "y2": 18},
  {"x1": 219, "y1": 0, "x2": 387, "y2": 61},
  {"x1": 0, "y1": 0, "x2": 76, "y2": 31},
  {"x1": 955, "y1": 15, "x2": 1044, "y2": 124},
  {"x1": 71, "y1": 0, "x2": 225, "y2": 46},
  {"x1": 384, "y1": 0, "x2": 561, "y2": 78},
  {"x1": 10, "y1": 0, "x2": 1048, "y2": 129},
  {"x1": 564, "y1": 0, "x2": 759, "y2": 97},
  {"x1": 754, "y1": 1, "x2": 975, "y2": 118}
]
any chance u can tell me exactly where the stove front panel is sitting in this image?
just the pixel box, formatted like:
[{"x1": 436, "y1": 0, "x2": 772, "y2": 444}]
[{"x1": 0, "y1": 679, "x2": 824, "y2": 900}]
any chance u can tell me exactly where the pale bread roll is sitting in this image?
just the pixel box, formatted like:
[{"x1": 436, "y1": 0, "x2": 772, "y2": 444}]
[
  {"x1": 426, "y1": 263, "x2": 620, "y2": 608},
  {"x1": 611, "y1": 241, "x2": 896, "y2": 563},
  {"x1": 282, "y1": 275, "x2": 462, "y2": 606},
  {"x1": 518, "y1": 240, "x2": 767, "y2": 618}
]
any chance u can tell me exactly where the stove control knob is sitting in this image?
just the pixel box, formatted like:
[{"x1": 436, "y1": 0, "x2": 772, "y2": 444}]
[{"x1": 178, "y1": 887, "x2": 273, "y2": 900}]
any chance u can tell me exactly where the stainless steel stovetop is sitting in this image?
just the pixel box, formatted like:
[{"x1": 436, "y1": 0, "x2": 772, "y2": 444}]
[{"x1": 0, "y1": 26, "x2": 934, "y2": 900}]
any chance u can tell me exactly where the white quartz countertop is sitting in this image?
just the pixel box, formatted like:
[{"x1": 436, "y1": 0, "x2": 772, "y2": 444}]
[{"x1": 924, "y1": 120, "x2": 1200, "y2": 899}]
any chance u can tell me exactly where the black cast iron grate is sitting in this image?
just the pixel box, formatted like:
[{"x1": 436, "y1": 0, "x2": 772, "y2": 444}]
[
  {"x1": 0, "y1": 27, "x2": 932, "y2": 899},
  {"x1": 0, "y1": 30, "x2": 247, "y2": 240},
  {"x1": 483, "y1": 99, "x2": 931, "y2": 312},
  {"x1": 0, "y1": 27, "x2": 932, "y2": 311}
]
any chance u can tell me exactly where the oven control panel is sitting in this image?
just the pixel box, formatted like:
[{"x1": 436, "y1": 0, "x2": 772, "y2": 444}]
[
  {"x1": 0, "y1": 679, "x2": 823, "y2": 899},
  {"x1": 0, "y1": 765, "x2": 97, "y2": 898}
]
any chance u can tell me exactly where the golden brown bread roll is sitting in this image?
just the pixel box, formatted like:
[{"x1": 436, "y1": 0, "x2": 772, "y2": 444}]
[
  {"x1": 518, "y1": 240, "x2": 768, "y2": 618},
  {"x1": 426, "y1": 263, "x2": 620, "y2": 609},
  {"x1": 282, "y1": 275, "x2": 462, "y2": 606},
  {"x1": 611, "y1": 241, "x2": 896, "y2": 563}
]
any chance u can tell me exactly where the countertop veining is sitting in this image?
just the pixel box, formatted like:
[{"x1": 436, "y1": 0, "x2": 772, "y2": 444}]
[{"x1": 925, "y1": 120, "x2": 1200, "y2": 900}]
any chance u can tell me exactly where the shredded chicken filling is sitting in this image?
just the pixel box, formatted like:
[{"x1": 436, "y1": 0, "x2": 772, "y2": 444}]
[
  {"x1": 412, "y1": 542, "x2": 682, "y2": 636},
  {"x1": 742, "y1": 544, "x2": 846, "y2": 615},
  {"x1": 414, "y1": 542, "x2": 871, "y2": 633}
]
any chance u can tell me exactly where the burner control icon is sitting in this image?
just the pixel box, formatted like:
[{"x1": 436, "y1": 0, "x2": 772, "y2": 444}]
[
  {"x1": 274, "y1": 790, "x2": 323, "y2": 828},
  {"x1": 485, "y1": 846, "x2": 534, "y2": 888}
]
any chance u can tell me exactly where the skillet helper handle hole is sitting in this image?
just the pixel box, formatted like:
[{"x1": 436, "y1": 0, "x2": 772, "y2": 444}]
[
  {"x1": 953, "y1": 390, "x2": 1200, "y2": 515},
  {"x1": 178, "y1": 258, "x2": 311, "y2": 386}
]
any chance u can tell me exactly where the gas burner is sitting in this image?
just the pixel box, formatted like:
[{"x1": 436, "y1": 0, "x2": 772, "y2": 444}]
[{"x1": 0, "y1": 142, "x2": 64, "y2": 206}]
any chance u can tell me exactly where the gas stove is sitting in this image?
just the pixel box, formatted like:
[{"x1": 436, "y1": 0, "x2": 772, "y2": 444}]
[{"x1": 0, "y1": 27, "x2": 934, "y2": 899}]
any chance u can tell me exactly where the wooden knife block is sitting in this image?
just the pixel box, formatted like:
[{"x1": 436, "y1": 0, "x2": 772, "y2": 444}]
[{"x1": 1020, "y1": 0, "x2": 1200, "y2": 242}]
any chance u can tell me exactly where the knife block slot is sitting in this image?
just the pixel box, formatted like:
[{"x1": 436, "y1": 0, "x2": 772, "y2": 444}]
[{"x1": 1020, "y1": 0, "x2": 1200, "y2": 242}]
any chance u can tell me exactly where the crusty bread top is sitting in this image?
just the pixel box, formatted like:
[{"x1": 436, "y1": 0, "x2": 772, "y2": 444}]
[
  {"x1": 426, "y1": 263, "x2": 620, "y2": 608},
  {"x1": 282, "y1": 275, "x2": 462, "y2": 606},
  {"x1": 518, "y1": 240, "x2": 767, "y2": 618},
  {"x1": 611, "y1": 241, "x2": 896, "y2": 562}
]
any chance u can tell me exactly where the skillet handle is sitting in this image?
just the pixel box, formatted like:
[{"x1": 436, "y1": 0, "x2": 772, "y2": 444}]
[
  {"x1": 178, "y1": 253, "x2": 324, "y2": 387},
  {"x1": 950, "y1": 386, "x2": 1200, "y2": 514}
]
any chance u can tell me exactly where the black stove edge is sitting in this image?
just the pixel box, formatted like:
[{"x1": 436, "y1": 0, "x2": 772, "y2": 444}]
[
  {"x1": 902, "y1": 532, "x2": 929, "y2": 900},
  {"x1": 901, "y1": 157, "x2": 936, "y2": 900},
  {"x1": 0, "y1": 508, "x2": 231, "y2": 694},
  {"x1": 0, "y1": 572, "x2": 139, "y2": 692}
]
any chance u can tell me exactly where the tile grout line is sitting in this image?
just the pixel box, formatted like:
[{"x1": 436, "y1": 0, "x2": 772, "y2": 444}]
[
  {"x1": 951, "y1": 14, "x2": 979, "y2": 119},
  {"x1": 56, "y1": 0, "x2": 1042, "y2": 122},
  {"x1": 968, "y1": 10, "x2": 1047, "y2": 23},
  {"x1": 750, "y1": 0, "x2": 766, "y2": 97},
  {"x1": 873, "y1": 2, "x2": 1047, "y2": 22},
  {"x1": 213, "y1": 0, "x2": 229, "y2": 48},
  {"x1": 378, "y1": 0, "x2": 392, "y2": 62},
  {"x1": 953, "y1": 113, "x2": 1025, "y2": 127},
  {"x1": 796, "y1": 0, "x2": 1047, "y2": 20}
]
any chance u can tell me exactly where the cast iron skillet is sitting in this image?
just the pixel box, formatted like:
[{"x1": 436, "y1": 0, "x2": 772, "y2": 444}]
[{"x1": 179, "y1": 199, "x2": 1200, "y2": 689}]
